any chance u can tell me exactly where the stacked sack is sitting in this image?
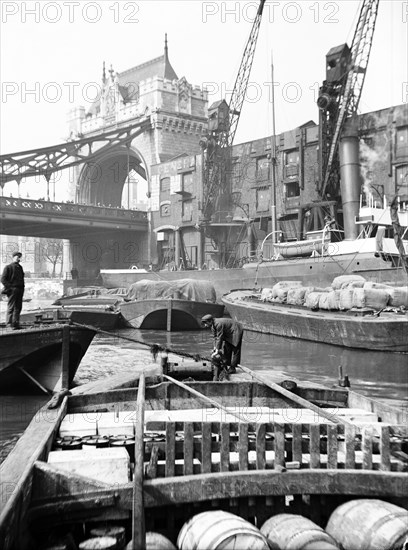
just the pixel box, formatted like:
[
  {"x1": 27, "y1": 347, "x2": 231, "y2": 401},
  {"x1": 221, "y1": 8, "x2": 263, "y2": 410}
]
[
  {"x1": 310, "y1": 275, "x2": 391, "y2": 311},
  {"x1": 260, "y1": 276, "x2": 408, "y2": 312},
  {"x1": 261, "y1": 281, "x2": 302, "y2": 303}
]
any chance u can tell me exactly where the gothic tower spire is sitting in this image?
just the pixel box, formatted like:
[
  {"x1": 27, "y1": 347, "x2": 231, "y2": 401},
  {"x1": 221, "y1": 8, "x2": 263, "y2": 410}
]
[
  {"x1": 164, "y1": 33, "x2": 168, "y2": 60},
  {"x1": 163, "y1": 33, "x2": 178, "y2": 80},
  {"x1": 102, "y1": 61, "x2": 106, "y2": 84}
]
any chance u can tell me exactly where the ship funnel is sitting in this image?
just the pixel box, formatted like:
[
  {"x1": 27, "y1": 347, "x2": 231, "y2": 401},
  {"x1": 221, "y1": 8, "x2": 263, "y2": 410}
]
[{"x1": 339, "y1": 122, "x2": 361, "y2": 240}]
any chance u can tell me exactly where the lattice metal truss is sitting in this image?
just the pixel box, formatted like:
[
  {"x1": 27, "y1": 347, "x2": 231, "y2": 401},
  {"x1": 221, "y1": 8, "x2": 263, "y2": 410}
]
[
  {"x1": 201, "y1": 0, "x2": 266, "y2": 222},
  {"x1": 224, "y1": 0, "x2": 266, "y2": 149},
  {"x1": 0, "y1": 117, "x2": 152, "y2": 187},
  {"x1": 319, "y1": 0, "x2": 380, "y2": 198}
]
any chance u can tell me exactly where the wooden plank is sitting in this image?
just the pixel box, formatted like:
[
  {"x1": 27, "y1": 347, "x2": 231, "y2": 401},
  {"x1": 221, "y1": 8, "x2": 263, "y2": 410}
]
[
  {"x1": 327, "y1": 425, "x2": 338, "y2": 469},
  {"x1": 238, "y1": 365, "x2": 353, "y2": 426},
  {"x1": 292, "y1": 423, "x2": 302, "y2": 465},
  {"x1": 165, "y1": 423, "x2": 175, "y2": 477},
  {"x1": 347, "y1": 389, "x2": 405, "y2": 425},
  {"x1": 143, "y1": 469, "x2": 408, "y2": 505},
  {"x1": 132, "y1": 371, "x2": 146, "y2": 550},
  {"x1": 274, "y1": 423, "x2": 285, "y2": 468},
  {"x1": 362, "y1": 426, "x2": 373, "y2": 470},
  {"x1": 238, "y1": 423, "x2": 249, "y2": 471},
  {"x1": 309, "y1": 424, "x2": 321, "y2": 469},
  {"x1": 32, "y1": 461, "x2": 111, "y2": 501},
  {"x1": 28, "y1": 470, "x2": 408, "y2": 522},
  {"x1": 345, "y1": 425, "x2": 356, "y2": 469},
  {"x1": 184, "y1": 422, "x2": 194, "y2": 476},
  {"x1": 220, "y1": 423, "x2": 230, "y2": 472},
  {"x1": 380, "y1": 425, "x2": 391, "y2": 471},
  {"x1": 201, "y1": 422, "x2": 212, "y2": 473},
  {"x1": 0, "y1": 397, "x2": 68, "y2": 526},
  {"x1": 145, "y1": 408, "x2": 378, "y2": 428},
  {"x1": 256, "y1": 424, "x2": 266, "y2": 470}
]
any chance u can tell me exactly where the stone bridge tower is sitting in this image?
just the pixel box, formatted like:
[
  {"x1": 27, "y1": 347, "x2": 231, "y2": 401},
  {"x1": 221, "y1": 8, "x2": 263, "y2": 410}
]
[{"x1": 65, "y1": 36, "x2": 208, "y2": 275}]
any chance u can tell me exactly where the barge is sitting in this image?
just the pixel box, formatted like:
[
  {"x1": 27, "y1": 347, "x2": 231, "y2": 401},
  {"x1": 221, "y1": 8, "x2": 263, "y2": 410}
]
[{"x1": 0, "y1": 358, "x2": 407, "y2": 549}]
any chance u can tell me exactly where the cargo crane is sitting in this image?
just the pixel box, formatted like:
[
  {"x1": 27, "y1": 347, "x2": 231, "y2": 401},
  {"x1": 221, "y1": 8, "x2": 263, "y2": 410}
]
[
  {"x1": 200, "y1": 0, "x2": 266, "y2": 224},
  {"x1": 317, "y1": 0, "x2": 380, "y2": 200}
]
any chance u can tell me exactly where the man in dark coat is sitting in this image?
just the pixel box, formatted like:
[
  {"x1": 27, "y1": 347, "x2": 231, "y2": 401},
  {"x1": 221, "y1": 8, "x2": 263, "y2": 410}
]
[
  {"x1": 201, "y1": 314, "x2": 243, "y2": 374},
  {"x1": 1, "y1": 251, "x2": 25, "y2": 329}
]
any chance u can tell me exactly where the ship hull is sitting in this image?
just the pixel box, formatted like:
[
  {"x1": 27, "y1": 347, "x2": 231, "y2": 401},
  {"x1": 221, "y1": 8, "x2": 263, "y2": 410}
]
[
  {"x1": 222, "y1": 290, "x2": 408, "y2": 352},
  {"x1": 101, "y1": 252, "x2": 405, "y2": 297}
]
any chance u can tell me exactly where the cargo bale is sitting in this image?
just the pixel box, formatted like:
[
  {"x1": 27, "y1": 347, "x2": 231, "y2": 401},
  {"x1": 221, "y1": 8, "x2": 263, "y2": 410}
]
[
  {"x1": 388, "y1": 287, "x2": 408, "y2": 308},
  {"x1": 331, "y1": 275, "x2": 366, "y2": 290},
  {"x1": 305, "y1": 292, "x2": 322, "y2": 310},
  {"x1": 345, "y1": 280, "x2": 365, "y2": 289},
  {"x1": 272, "y1": 281, "x2": 302, "y2": 298},
  {"x1": 339, "y1": 289, "x2": 354, "y2": 310},
  {"x1": 304, "y1": 286, "x2": 317, "y2": 298},
  {"x1": 260, "y1": 288, "x2": 274, "y2": 302},
  {"x1": 273, "y1": 288, "x2": 291, "y2": 303},
  {"x1": 287, "y1": 287, "x2": 307, "y2": 306},
  {"x1": 319, "y1": 293, "x2": 332, "y2": 310},
  {"x1": 352, "y1": 288, "x2": 389, "y2": 310},
  {"x1": 327, "y1": 290, "x2": 341, "y2": 310}
]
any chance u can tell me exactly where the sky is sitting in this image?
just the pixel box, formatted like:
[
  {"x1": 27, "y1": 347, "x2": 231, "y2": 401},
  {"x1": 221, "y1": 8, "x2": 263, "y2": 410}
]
[{"x1": 0, "y1": 0, "x2": 407, "y2": 199}]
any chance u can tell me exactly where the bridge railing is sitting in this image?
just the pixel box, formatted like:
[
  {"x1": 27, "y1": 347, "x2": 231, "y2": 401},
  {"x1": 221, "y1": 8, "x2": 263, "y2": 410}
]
[{"x1": 0, "y1": 197, "x2": 148, "y2": 222}]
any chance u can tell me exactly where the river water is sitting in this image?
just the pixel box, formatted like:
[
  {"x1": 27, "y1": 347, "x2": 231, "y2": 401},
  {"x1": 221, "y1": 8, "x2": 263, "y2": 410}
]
[{"x1": 1, "y1": 299, "x2": 407, "y2": 463}]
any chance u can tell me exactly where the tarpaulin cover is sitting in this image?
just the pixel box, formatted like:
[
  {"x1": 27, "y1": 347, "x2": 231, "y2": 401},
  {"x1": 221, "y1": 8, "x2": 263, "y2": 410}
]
[{"x1": 126, "y1": 279, "x2": 217, "y2": 302}]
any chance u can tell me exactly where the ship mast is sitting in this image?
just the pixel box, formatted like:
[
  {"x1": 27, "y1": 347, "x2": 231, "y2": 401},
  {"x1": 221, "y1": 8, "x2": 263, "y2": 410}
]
[{"x1": 270, "y1": 51, "x2": 278, "y2": 246}]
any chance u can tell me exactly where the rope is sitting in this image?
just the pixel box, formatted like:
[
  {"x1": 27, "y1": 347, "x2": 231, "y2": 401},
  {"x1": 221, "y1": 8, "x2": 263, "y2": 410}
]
[
  {"x1": 71, "y1": 321, "x2": 351, "y2": 424},
  {"x1": 70, "y1": 321, "x2": 212, "y2": 363}
]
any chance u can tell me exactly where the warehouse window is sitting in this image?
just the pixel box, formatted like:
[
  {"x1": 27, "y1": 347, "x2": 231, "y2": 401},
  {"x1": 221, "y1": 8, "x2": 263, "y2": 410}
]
[
  {"x1": 256, "y1": 156, "x2": 270, "y2": 181},
  {"x1": 160, "y1": 177, "x2": 170, "y2": 201},
  {"x1": 285, "y1": 181, "x2": 300, "y2": 198},
  {"x1": 396, "y1": 164, "x2": 408, "y2": 195},
  {"x1": 256, "y1": 187, "x2": 270, "y2": 212}
]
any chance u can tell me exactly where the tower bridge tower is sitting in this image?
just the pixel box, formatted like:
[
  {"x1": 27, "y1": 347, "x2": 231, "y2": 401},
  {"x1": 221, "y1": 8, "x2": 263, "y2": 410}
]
[
  {"x1": 67, "y1": 36, "x2": 208, "y2": 208},
  {"x1": 65, "y1": 36, "x2": 209, "y2": 274}
]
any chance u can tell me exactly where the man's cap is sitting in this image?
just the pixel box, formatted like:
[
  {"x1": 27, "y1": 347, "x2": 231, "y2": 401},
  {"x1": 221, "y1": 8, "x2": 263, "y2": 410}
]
[
  {"x1": 12, "y1": 252, "x2": 22, "y2": 258},
  {"x1": 201, "y1": 314, "x2": 213, "y2": 323}
]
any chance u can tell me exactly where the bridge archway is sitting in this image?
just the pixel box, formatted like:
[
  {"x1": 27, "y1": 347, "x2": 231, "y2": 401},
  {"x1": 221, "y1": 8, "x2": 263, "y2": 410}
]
[{"x1": 77, "y1": 146, "x2": 149, "y2": 208}]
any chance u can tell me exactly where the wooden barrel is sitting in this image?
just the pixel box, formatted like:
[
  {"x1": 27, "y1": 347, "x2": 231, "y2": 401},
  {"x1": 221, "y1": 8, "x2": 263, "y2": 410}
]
[
  {"x1": 325, "y1": 499, "x2": 408, "y2": 550},
  {"x1": 79, "y1": 537, "x2": 118, "y2": 549},
  {"x1": 125, "y1": 532, "x2": 177, "y2": 549},
  {"x1": 260, "y1": 514, "x2": 339, "y2": 549},
  {"x1": 177, "y1": 511, "x2": 270, "y2": 549},
  {"x1": 90, "y1": 526, "x2": 126, "y2": 548}
]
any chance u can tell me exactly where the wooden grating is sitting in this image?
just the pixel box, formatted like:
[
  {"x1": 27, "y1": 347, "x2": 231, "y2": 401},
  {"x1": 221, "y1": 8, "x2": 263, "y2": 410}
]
[{"x1": 143, "y1": 421, "x2": 407, "y2": 479}]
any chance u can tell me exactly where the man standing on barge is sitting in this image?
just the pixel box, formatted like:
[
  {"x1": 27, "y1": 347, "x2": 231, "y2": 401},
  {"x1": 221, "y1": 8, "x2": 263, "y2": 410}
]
[
  {"x1": 201, "y1": 314, "x2": 243, "y2": 374},
  {"x1": 1, "y1": 251, "x2": 25, "y2": 329}
]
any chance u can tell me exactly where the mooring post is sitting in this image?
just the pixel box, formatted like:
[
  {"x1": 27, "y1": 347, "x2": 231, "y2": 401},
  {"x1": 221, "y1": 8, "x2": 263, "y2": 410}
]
[
  {"x1": 61, "y1": 324, "x2": 70, "y2": 390},
  {"x1": 166, "y1": 299, "x2": 172, "y2": 332}
]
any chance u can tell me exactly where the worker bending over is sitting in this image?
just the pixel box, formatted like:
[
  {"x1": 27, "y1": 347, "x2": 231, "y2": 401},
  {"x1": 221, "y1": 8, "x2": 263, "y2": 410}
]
[{"x1": 201, "y1": 314, "x2": 243, "y2": 375}]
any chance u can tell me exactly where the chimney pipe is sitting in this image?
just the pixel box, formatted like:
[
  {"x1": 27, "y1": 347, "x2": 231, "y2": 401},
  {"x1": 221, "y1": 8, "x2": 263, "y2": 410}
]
[{"x1": 339, "y1": 121, "x2": 361, "y2": 240}]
